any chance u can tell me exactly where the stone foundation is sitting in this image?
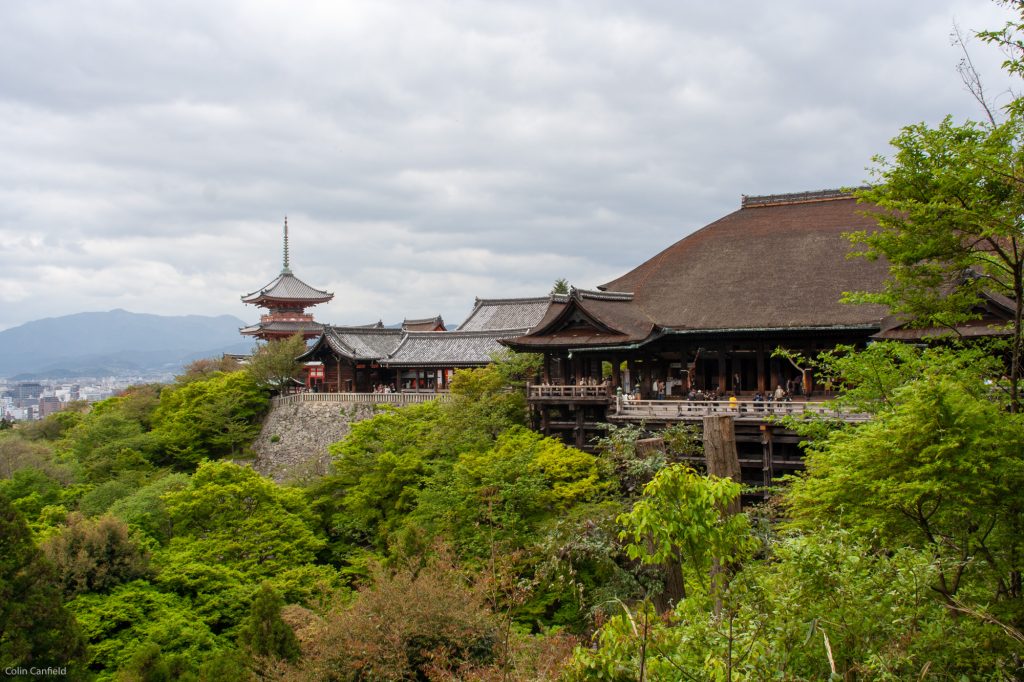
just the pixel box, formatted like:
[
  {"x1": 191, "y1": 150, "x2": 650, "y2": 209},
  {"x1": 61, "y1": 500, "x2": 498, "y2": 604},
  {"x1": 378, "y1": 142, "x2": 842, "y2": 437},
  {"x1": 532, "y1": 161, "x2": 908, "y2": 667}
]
[{"x1": 250, "y1": 401, "x2": 377, "y2": 483}]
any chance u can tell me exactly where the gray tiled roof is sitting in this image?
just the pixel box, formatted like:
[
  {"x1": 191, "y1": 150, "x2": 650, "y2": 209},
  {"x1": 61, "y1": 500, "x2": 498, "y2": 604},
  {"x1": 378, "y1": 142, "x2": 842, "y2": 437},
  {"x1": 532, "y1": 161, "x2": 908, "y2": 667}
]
[
  {"x1": 457, "y1": 297, "x2": 552, "y2": 331},
  {"x1": 383, "y1": 329, "x2": 529, "y2": 367},
  {"x1": 240, "y1": 320, "x2": 324, "y2": 335},
  {"x1": 298, "y1": 297, "x2": 550, "y2": 368},
  {"x1": 322, "y1": 326, "x2": 405, "y2": 360},
  {"x1": 241, "y1": 272, "x2": 333, "y2": 303},
  {"x1": 403, "y1": 316, "x2": 446, "y2": 331}
]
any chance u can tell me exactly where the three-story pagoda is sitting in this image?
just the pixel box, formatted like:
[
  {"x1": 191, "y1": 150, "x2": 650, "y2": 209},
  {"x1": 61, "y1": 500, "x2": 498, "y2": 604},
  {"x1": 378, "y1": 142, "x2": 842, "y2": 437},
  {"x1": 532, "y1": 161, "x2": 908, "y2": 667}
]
[{"x1": 241, "y1": 219, "x2": 334, "y2": 341}]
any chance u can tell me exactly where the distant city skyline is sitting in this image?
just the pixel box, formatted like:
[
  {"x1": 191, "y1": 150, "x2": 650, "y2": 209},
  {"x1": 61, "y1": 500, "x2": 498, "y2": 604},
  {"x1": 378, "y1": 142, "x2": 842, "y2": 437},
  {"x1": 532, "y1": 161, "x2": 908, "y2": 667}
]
[{"x1": 0, "y1": 0, "x2": 1018, "y2": 332}]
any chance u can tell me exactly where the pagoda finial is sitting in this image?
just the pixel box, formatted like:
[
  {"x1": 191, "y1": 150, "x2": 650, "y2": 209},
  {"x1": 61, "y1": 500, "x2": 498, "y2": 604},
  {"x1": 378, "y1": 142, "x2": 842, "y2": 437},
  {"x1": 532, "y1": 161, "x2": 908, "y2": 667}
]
[{"x1": 282, "y1": 217, "x2": 291, "y2": 274}]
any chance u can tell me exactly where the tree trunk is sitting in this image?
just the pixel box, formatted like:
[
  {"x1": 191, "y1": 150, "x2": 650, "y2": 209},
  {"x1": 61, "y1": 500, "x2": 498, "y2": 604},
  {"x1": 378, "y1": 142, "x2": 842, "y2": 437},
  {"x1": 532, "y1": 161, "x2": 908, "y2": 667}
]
[{"x1": 1012, "y1": 261, "x2": 1022, "y2": 414}]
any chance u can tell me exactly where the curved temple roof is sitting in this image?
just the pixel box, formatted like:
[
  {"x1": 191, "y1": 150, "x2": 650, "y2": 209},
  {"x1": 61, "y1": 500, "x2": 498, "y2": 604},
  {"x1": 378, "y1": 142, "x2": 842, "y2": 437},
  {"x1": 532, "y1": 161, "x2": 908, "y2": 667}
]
[
  {"x1": 241, "y1": 271, "x2": 334, "y2": 305},
  {"x1": 457, "y1": 297, "x2": 554, "y2": 331},
  {"x1": 240, "y1": 320, "x2": 324, "y2": 336},
  {"x1": 298, "y1": 295, "x2": 550, "y2": 367},
  {"x1": 385, "y1": 329, "x2": 528, "y2": 367}
]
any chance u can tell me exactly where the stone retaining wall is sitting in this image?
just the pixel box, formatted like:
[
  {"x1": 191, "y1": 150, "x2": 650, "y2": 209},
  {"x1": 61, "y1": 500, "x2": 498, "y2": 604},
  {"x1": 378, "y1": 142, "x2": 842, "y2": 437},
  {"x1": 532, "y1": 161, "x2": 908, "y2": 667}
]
[{"x1": 250, "y1": 401, "x2": 378, "y2": 482}]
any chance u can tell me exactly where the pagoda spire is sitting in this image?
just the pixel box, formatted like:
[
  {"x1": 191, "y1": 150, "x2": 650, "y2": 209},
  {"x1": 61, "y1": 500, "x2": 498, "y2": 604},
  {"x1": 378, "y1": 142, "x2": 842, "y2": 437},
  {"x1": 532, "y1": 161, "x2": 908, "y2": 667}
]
[{"x1": 282, "y1": 216, "x2": 291, "y2": 274}]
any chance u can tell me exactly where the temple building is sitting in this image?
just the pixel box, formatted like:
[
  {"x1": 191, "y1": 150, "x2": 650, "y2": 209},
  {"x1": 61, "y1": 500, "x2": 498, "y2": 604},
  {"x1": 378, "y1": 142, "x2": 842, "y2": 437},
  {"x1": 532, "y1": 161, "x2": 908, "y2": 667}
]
[
  {"x1": 501, "y1": 190, "x2": 897, "y2": 447},
  {"x1": 297, "y1": 297, "x2": 552, "y2": 392},
  {"x1": 241, "y1": 219, "x2": 334, "y2": 341}
]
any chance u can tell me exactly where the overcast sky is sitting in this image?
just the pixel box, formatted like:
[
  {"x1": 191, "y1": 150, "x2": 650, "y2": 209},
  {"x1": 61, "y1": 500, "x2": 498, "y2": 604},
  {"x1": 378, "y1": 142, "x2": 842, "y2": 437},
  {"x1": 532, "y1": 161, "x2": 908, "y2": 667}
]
[{"x1": 0, "y1": 1, "x2": 1018, "y2": 333}]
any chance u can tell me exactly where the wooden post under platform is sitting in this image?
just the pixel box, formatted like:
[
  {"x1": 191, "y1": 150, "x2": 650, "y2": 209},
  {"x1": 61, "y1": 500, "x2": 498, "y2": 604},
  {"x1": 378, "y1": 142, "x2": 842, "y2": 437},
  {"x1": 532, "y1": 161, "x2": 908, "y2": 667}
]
[{"x1": 703, "y1": 414, "x2": 741, "y2": 617}]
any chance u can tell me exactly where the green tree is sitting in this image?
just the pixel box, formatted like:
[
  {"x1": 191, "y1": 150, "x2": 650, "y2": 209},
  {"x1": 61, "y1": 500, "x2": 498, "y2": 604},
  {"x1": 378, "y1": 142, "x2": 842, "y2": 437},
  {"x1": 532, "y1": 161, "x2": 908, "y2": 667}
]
[
  {"x1": 441, "y1": 362, "x2": 531, "y2": 452},
  {"x1": 178, "y1": 355, "x2": 243, "y2": 383},
  {"x1": 978, "y1": 0, "x2": 1024, "y2": 102},
  {"x1": 787, "y1": 374, "x2": 1024, "y2": 614},
  {"x1": 68, "y1": 580, "x2": 219, "y2": 678},
  {"x1": 42, "y1": 512, "x2": 150, "y2": 597},
  {"x1": 853, "y1": 113, "x2": 1024, "y2": 410},
  {"x1": 22, "y1": 409, "x2": 84, "y2": 441},
  {"x1": 568, "y1": 527, "x2": 1009, "y2": 681},
  {"x1": 150, "y1": 371, "x2": 268, "y2": 467},
  {"x1": 237, "y1": 582, "x2": 300, "y2": 662},
  {"x1": 409, "y1": 427, "x2": 609, "y2": 562},
  {"x1": 617, "y1": 464, "x2": 755, "y2": 602},
  {"x1": 59, "y1": 409, "x2": 156, "y2": 483},
  {"x1": 489, "y1": 348, "x2": 542, "y2": 388},
  {"x1": 0, "y1": 467, "x2": 66, "y2": 522},
  {"x1": 246, "y1": 334, "x2": 307, "y2": 393},
  {"x1": 551, "y1": 278, "x2": 570, "y2": 295},
  {"x1": 108, "y1": 473, "x2": 190, "y2": 544},
  {"x1": 316, "y1": 400, "x2": 445, "y2": 557},
  {"x1": 0, "y1": 491, "x2": 87, "y2": 673},
  {"x1": 159, "y1": 460, "x2": 324, "y2": 578},
  {"x1": 118, "y1": 641, "x2": 172, "y2": 682}
]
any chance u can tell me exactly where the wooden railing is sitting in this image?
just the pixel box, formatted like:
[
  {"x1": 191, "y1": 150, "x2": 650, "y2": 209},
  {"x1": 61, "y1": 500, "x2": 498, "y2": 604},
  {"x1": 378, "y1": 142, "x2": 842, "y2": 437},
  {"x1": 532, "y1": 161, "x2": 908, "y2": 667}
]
[
  {"x1": 613, "y1": 399, "x2": 869, "y2": 422},
  {"x1": 272, "y1": 392, "x2": 452, "y2": 408},
  {"x1": 528, "y1": 384, "x2": 612, "y2": 400}
]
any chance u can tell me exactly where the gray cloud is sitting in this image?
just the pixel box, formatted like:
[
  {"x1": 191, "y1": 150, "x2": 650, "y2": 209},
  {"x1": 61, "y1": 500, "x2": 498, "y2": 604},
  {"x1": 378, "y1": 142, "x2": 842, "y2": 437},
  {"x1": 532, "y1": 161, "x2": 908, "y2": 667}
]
[{"x1": 0, "y1": 0, "x2": 1017, "y2": 331}]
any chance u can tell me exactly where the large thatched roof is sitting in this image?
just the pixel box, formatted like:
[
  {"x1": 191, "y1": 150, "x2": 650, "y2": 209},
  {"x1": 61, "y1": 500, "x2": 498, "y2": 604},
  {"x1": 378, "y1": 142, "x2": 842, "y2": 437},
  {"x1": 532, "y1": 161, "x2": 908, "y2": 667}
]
[
  {"x1": 601, "y1": 190, "x2": 889, "y2": 330},
  {"x1": 505, "y1": 190, "x2": 892, "y2": 350}
]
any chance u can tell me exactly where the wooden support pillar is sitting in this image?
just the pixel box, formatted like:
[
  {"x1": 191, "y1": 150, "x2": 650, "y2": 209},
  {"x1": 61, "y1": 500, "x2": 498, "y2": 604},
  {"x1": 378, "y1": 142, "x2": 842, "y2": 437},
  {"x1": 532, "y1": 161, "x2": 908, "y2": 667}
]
[
  {"x1": 611, "y1": 356, "x2": 621, "y2": 389},
  {"x1": 542, "y1": 355, "x2": 551, "y2": 384},
  {"x1": 575, "y1": 406, "x2": 585, "y2": 449},
  {"x1": 626, "y1": 359, "x2": 637, "y2": 393},
  {"x1": 717, "y1": 348, "x2": 727, "y2": 393},
  {"x1": 703, "y1": 413, "x2": 741, "y2": 616},
  {"x1": 703, "y1": 415, "x2": 741, "y2": 488},
  {"x1": 803, "y1": 344, "x2": 814, "y2": 396},
  {"x1": 756, "y1": 344, "x2": 766, "y2": 394},
  {"x1": 760, "y1": 424, "x2": 775, "y2": 500}
]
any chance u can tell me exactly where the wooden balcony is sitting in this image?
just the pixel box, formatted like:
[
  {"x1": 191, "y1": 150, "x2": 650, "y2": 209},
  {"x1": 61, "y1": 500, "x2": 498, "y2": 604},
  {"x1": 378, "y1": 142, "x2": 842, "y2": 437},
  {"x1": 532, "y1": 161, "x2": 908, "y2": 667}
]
[
  {"x1": 612, "y1": 399, "x2": 869, "y2": 423},
  {"x1": 528, "y1": 384, "x2": 613, "y2": 402},
  {"x1": 272, "y1": 392, "x2": 452, "y2": 408}
]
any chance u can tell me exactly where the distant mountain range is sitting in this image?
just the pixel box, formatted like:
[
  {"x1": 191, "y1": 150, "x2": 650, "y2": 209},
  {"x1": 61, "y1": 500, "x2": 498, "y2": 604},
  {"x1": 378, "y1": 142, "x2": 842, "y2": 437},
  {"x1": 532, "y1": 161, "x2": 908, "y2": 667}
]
[{"x1": 0, "y1": 310, "x2": 253, "y2": 380}]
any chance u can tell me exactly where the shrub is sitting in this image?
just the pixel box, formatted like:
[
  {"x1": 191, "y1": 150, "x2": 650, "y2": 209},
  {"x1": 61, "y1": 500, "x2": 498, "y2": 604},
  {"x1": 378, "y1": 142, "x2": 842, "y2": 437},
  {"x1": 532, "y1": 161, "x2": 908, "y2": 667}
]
[{"x1": 42, "y1": 513, "x2": 150, "y2": 596}]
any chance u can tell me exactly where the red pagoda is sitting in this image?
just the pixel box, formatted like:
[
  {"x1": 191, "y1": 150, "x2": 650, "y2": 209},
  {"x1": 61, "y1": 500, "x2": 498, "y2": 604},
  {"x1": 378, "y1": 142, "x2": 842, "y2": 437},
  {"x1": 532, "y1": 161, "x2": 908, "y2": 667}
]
[{"x1": 241, "y1": 219, "x2": 334, "y2": 341}]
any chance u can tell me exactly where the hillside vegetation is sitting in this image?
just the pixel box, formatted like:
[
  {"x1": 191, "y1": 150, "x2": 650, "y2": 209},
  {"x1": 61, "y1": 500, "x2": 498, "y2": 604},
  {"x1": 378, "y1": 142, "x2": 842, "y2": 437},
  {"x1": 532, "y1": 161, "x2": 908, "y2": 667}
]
[{"x1": 1, "y1": 343, "x2": 1022, "y2": 680}]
